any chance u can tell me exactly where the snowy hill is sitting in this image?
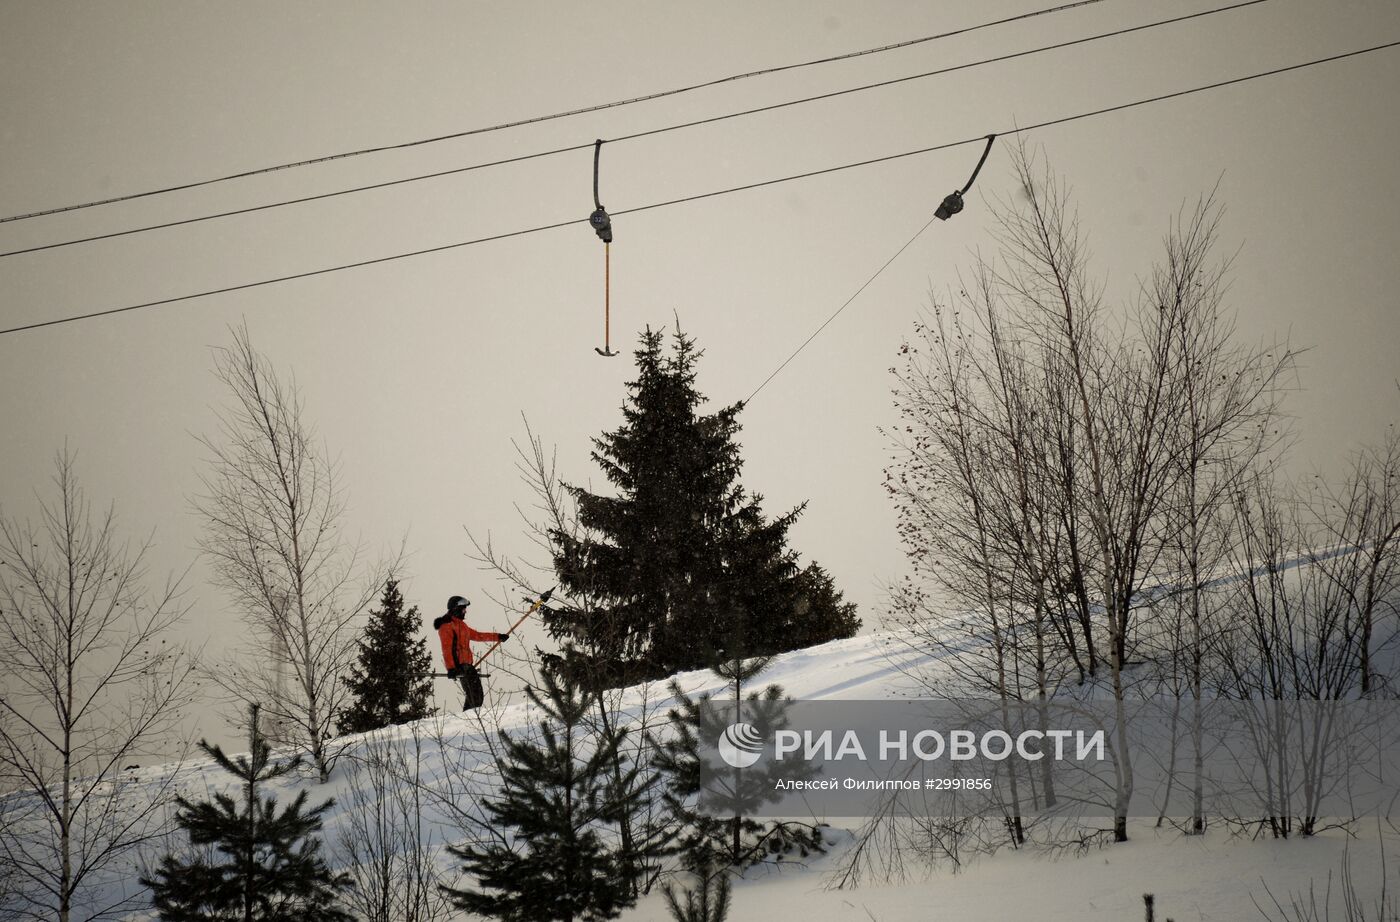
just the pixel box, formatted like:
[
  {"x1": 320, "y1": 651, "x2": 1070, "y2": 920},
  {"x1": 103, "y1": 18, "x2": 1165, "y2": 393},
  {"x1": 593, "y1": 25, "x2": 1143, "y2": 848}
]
[{"x1": 56, "y1": 613, "x2": 1394, "y2": 922}]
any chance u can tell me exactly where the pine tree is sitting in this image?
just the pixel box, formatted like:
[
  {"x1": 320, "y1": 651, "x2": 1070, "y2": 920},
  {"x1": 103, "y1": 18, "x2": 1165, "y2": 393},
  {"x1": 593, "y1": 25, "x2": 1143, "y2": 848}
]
[
  {"x1": 546, "y1": 326, "x2": 859, "y2": 685},
  {"x1": 141, "y1": 704, "x2": 352, "y2": 922},
  {"x1": 338, "y1": 578, "x2": 433, "y2": 734},
  {"x1": 443, "y1": 669, "x2": 649, "y2": 922}
]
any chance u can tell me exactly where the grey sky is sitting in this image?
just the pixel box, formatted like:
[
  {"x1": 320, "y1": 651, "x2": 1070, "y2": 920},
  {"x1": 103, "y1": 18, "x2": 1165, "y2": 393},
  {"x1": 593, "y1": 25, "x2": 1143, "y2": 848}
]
[{"x1": 3, "y1": 0, "x2": 1398, "y2": 748}]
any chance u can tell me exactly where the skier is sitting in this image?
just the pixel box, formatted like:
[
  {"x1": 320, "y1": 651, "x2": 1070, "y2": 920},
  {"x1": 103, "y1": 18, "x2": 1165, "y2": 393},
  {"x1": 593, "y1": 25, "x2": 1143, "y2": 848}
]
[{"x1": 433, "y1": 595, "x2": 511, "y2": 711}]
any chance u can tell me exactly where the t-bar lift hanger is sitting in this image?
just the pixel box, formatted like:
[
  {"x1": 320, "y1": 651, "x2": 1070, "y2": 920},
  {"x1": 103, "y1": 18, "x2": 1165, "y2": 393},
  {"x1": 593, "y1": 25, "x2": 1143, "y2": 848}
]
[
  {"x1": 935, "y1": 134, "x2": 997, "y2": 221},
  {"x1": 589, "y1": 139, "x2": 617, "y2": 357}
]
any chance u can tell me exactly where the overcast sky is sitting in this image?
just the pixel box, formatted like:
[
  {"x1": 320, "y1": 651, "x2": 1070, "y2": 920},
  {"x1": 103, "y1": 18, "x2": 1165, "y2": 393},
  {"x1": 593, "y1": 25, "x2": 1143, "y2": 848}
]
[{"x1": 3, "y1": 0, "x2": 1398, "y2": 748}]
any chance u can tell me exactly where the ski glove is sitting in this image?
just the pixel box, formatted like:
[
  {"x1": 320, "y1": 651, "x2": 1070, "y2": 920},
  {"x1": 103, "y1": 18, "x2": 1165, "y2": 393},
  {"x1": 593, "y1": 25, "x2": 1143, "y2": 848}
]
[{"x1": 499, "y1": 632, "x2": 510, "y2": 642}]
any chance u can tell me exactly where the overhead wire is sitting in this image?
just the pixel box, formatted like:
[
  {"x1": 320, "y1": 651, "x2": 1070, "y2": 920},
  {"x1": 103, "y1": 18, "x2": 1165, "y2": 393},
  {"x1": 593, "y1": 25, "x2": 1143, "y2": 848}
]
[
  {"x1": 0, "y1": 0, "x2": 1108, "y2": 224},
  {"x1": 1, "y1": 37, "x2": 1396, "y2": 339},
  {"x1": 0, "y1": 0, "x2": 1268, "y2": 260},
  {"x1": 745, "y1": 212, "x2": 945, "y2": 404}
]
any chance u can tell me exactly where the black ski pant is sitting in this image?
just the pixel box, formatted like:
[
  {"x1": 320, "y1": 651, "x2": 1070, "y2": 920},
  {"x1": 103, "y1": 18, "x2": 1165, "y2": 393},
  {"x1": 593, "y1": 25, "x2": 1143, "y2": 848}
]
[{"x1": 457, "y1": 664, "x2": 484, "y2": 711}]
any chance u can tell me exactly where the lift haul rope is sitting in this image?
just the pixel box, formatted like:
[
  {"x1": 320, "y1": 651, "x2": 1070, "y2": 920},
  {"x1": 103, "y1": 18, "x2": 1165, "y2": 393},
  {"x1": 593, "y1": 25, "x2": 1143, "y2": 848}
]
[
  {"x1": 0, "y1": 0, "x2": 1271, "y2": 261},
  {"x1": 0, "y1": 0, "x2": 1109, "y2": 225},
  {"x1": 2, "y1": 37, "x2": 1397, "y2": 339}
]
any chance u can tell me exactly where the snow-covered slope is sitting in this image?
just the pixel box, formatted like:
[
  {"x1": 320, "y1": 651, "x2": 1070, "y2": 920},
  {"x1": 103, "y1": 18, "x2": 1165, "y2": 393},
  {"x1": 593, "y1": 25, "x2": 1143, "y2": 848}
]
[{"x1": 39, "y1": 621, "x2": 1400, "y2": 921}]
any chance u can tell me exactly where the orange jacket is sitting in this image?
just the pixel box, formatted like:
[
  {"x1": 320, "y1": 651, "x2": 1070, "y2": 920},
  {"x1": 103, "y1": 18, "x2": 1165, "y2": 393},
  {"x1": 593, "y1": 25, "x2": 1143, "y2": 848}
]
[{"x1": 433, "y1": 613, "x2": 505, "y2": 670}]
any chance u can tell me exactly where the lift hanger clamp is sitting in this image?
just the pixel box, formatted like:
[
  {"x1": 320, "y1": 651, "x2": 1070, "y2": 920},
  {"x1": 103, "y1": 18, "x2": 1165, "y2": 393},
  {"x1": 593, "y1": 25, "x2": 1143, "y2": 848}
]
[{"x1": 936, "y1": 134, "x2": 997, "y2": 221}]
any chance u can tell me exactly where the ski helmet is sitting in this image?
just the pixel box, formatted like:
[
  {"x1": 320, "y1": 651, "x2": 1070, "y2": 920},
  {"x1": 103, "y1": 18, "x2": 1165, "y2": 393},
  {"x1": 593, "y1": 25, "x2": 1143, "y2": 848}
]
[{"x1": 447, "y1": 595, "x2": 470, "y2": 613}]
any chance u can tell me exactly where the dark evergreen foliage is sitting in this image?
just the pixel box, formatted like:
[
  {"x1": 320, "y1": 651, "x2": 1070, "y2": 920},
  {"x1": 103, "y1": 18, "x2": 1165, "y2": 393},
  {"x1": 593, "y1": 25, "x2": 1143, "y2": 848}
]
[
  {"x1": 546, "y1": 326, "x2": 860, "y2": 686},
  {"x1": 141, "y1": 704, "x2": 352, "y2": 922},
  {"x1": 442, "y1": 669, "x2": 652, "y2": 922},
  {"x1": 784, "y1": 562, "x2": 862, "y2": 650},
  {"x1": 338, "y1": 578, "x2": 434, "y2": 734},
  {"x1": 651, "y1": 676, "x2": 824, "y2": 871},
  {"x1": 662, "y1": 861, "x2": 731, "y2": 922}
]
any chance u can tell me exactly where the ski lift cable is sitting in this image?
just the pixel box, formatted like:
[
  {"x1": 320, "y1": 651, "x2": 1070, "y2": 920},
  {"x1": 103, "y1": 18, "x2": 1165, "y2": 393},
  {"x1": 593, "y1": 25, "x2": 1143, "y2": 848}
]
[
  {"x1": 0, "y1": 0, "x2": 1109, "y2": 225},
  {"x1": 0, "y1": 0, "x2": 1269, "y2": 260},
  {"x1": 744, "y1": 211, "x2": 948, "y2": 405},
  {"x1": 0, "y1": 37, "x2": 1396, "y2": 340},
  {"x1": 742, "y1": 36, "x2": 1400, "y2": 400},
  {"x1": 745, "y1": 133, "x2": 995, "y2": 400}
]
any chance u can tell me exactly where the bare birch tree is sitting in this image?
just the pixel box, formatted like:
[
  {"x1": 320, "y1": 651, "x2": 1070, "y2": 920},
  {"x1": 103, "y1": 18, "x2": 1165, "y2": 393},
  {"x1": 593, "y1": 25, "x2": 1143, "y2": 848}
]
[
  {"x1": 1307, "y1": 427, "x2": 1400, "y2": 695},
  {"x1": 0, "y1": 450, "x2": 196, "y2": 922},
  {"x1": 335, "y1": 726, "x2": 453, "y2": 922},
  {"x1": 194, "y1": 323, "x2": 377, "y2": 783},
  {"x1": 1149, "y1": 195, "x2": 1293, "y2": 834},
  {"x1": 889, "y1": 143, "x2": 1293, "y2": 845},
  {"x1": 1215, "y1": 471, "x2": 1373, "y2": 837}
]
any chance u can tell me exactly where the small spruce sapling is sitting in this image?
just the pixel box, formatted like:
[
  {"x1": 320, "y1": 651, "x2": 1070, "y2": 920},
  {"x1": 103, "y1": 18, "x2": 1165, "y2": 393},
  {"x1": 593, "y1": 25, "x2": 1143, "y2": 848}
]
[
  {"x1": 141, "y1": 703, "x2": 352, "y2": 922},
  {"x1": 443, "y1": 669, "x2": 649, "y2": 922},
  {"x1": 662, "y1": 861, "x2": 731, "y2": 922},
  {"x1": 652, "y1": 674, "x2": 824, "y2": 871},
  {"x1": 338, "y1": 578, "x2": 434, "y2": 734}
]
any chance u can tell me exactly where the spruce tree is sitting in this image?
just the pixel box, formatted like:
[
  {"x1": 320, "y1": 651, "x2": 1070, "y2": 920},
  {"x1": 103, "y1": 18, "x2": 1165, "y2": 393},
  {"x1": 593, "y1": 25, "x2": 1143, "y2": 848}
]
[
  {"x1": 538, "y1": 639, "x2": 675, "y2": 903},
  {"x1": 443, "y1": 669, "x2": 647, "y2": 922},
  {"x1": 784, "y1": 563, "x2": 861, "y2": 650},
  {"x1": 141, "y1": 704, "x2": 352, "y2": 922},
  {"x1": 651, "y1": 671, "x2": 823, "y2": 871},
  {"x1": 662, "y1": 861, "x2": 731, "y2": 922},
  {"x1": 338, "y1": 578, "x2": 433, "y2": 734},
  {"x1": 546, "y1": 326, "x2": 860, "y2": 684}
]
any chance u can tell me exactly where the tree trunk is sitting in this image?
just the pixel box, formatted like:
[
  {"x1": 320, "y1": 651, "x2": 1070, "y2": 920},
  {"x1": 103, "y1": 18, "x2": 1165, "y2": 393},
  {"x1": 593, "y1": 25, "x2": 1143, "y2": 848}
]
[
  {"x1": 61, "y1": 729, "x2": 71, "y2": 922},
  {"x1": 595, "y1": 691, "x2": 638, "y2": 896},
  {"x1": 1110, "y1": 590, "x2": 1134, "y2": 844}
]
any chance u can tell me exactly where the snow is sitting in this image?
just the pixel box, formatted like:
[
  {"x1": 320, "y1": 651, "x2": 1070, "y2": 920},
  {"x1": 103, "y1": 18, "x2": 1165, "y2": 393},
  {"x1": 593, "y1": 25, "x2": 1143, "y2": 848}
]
[
  {"x1": 633, "y1": 821, "x2": 1389, "y2": 922},
  {"x1": 33, "y1": 621, "x2": 1400, "y2": 921}
]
